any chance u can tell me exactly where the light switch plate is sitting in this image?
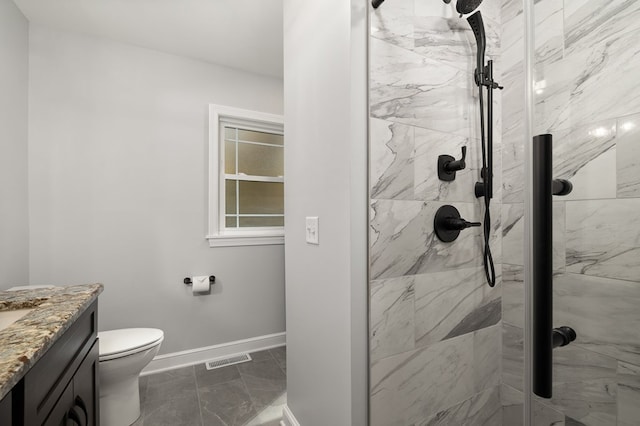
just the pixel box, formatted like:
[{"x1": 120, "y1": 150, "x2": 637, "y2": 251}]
[{"x1": 305, "y1": 216, "x2": 319, "y2": 245}]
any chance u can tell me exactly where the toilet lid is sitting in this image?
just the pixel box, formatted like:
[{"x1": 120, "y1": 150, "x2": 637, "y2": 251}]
[{"x1": 98, "y1": 328, "x2": 164, "y2": 358}]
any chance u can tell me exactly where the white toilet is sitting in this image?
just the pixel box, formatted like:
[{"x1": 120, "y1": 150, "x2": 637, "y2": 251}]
[{"x1": 98, "y1": 328, "x2": 164, "y2": 426}]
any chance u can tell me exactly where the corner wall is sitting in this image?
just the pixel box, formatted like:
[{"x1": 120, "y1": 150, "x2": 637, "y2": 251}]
[
  {"x1": 282, "y1": 0, "x2": 368, "y2": 424},
  {"x1": 368, "y1": 1, "x2": 503, "y2": 424},
  {"x1": 27, "y1": 25, "x2": 285, "y2": 354},
  {"x1": 0, "y1": 0, "x2": 29, "y2": 290}
]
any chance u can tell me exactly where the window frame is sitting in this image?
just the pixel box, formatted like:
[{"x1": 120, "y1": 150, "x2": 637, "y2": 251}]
[{"x1": 207, "y1": 105, "x2": 284, "y2": 247}]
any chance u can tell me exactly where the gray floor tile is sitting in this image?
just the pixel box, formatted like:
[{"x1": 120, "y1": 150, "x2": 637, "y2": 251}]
[
  {"x1": 143, "y1": 393, "x2": 202, "y2": 426},
  {"x1": 238, "y1": 359, "x2": 287, "y2": 409},
  {"x1": 249, "y1": 350, "x2": 274, "y2": 362},
  {"x1": 139, "y1": 349, "x2": 287, "y2": 426},
  {"x1": 146, "y1": 367, "x2": 197, "y2": 403},
  {"x1": 199, "y1": 379, "x2": 257, "y2": 426},
  {"x1": 195, "y1": 363, "x2": 240, "y2": 388},
  {"x1": 269, "y1": 347, "x2": 286, "y2": 373},
  {"x1": 139, "y1": 376, "x2": 149, "y2": 405},
  {"x1": 146, "y1": 366, "x2": 195, "y2": 385},
  {"x1": 245, "y1": 404, "x2": 285, "y2": 426}
]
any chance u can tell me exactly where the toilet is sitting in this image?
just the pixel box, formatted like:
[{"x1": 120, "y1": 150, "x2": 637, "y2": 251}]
[{"x1": 99, "y1": 328, "x2": 164, "y2": 426}]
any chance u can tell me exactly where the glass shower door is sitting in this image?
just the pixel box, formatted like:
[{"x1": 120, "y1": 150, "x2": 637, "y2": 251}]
[{"x1": 524, "y1": 0, "x2": 640, "y2": 424}]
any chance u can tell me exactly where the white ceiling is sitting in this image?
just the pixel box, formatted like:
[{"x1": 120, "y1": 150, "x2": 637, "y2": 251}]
[{"x1": 12, "y1": 0, "x2": 284, "y2": 78}]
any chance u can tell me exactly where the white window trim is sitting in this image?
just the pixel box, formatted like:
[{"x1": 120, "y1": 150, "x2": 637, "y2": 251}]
[{"x1": 207, "y1": 105, "x2": 284, "y2": 247}]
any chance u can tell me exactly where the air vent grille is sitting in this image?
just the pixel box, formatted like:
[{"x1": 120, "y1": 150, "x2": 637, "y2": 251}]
[{"x1": 205, "y1": 353, "x2": 252, "y2": 370}]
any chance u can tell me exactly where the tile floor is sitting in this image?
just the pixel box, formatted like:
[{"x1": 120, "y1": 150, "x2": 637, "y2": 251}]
[{"x1": 133, "y1": 346, "x2": 286, "y2": 426}]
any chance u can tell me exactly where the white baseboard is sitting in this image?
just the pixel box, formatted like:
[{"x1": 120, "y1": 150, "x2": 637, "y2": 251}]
[
  {"x1": 281, "y1": 405, "x2": 300, "y2": 426},
  {"x1": 141, "y1": 332, "x2": 286, "y2": 376}
]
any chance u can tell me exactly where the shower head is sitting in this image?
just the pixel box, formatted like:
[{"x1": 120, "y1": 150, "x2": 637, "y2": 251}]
[
  {"x1": 467, "y1": 11, "x2": 486, "y2": 79},
  {"x1": 443, "y1": 0, "x2": 484, "y2": 15},
  {"x1": 456, "y1": 0, "x2": 483, "y2": 15}
]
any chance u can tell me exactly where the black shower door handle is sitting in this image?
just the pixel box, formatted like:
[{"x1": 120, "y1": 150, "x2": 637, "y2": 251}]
[
  {"x1": 532, "y1": 134, "x2": 576, "y2": 399},
  {"x1": 532, "y1": 134, "x2": 553, "y2": 398}
]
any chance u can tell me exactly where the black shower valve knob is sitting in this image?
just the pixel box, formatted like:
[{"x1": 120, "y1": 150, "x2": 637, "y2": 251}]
[
  {"x1": 443, "y1": 217, "x2": 481, "y2": 231},
  {"x1": 445, "y1": 146, "x2": 467, "y2": 172},
  {"x1": 438, "y1": 146, "x2": 467, "y2": 181},
  {"x1": 434, "y1": 205, "x2": 480, "y2": 242}
]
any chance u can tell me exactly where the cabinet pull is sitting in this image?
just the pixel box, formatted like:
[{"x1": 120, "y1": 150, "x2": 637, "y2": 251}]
[
  {"x1": 75, "y1": 396, "x2": 89, "y2": 424},
  {"x1": 68, "y1": 405, "x2": 85, "y2": 426}
]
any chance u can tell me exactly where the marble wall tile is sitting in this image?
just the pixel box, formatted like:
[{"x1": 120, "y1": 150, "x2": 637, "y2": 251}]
[
  {"x1": 370, "y1": 276, "x2": 415, "y2": 362},
  {"x1": 413, "y1": 127, "x2": 472, "y2": 203},
  {"x1": 370, "y1": 118, "x2": 415, "y2": 200},
  {"x1": 502, "y1": 202, "x2": 565, "y2": 270},
  {"x1": 502, "y1": 384, "x2": 524, "y2": 426},
  {"x1": 533, "y1": 0, "x2": 564, "y2": 64},
  {"x1": 554, "y1": 272, "x2": 640, "y2": 366},
  {"x1": 370, "y1": 333, "x2": 476, "y2": 425},
  {"x1": 500, "y1": 0, "x2": 523, "y2": 73},
  {"x1": 617, "y1": 113, "x2": 640, "y2": 198},
  {"x1": 501, "y1": 384, "x2": 568, "y2": 426},
  {"x1": 564, "y1": 0, "x2": 640, "y2": 57},
  {"x1": 370, "y1": 37, "x2": 473, "y2": 136},
  {"x1": 371, "y1": 0, "x2": 414, "y2": 48},
  {"x1": 414, "y1": 266, "x2": 501, "y2": 348},
  {"x1": 617, "y1": 361, "x2": 640, "y2": 426},
  {"x1": 546, "y1": 345, "x2": 618, "y2": 425},
  {"x1": 474, "y1": 324, "x2": 502, "y2": 392},
  {"x1": 501, "y1": 123, "x2": 525, "y2": 204},
  {"x1": 564, "y1": 417, "x2": 587, "y2": 426},
  {"x1": 502, "y1": 263, "x2": 524, "y2": 328},
  {"x1": 503, "y1": 119, "x2": 617, "y2": 204},
  {"x1": 502, "y1": 323, "x2": 524, "y2": 391},
  {"x1": 553, "y1": 122, "x2": 617, "y2": 201},
  {"x1": 566, "y1": 199, "x2": 640, "y2": 282},
  {"x1": 534, "y1": 27, "x2": 640, "y2": 132},
  {"x1": 370, "y1": 199, "x2": 500, "y2": 280},
  {"x1": 420, "y1": 386, "x2": 502, "y2": 426},
  {"x1": 533, "y1": 400, "x2": 566, "y2": 426}
]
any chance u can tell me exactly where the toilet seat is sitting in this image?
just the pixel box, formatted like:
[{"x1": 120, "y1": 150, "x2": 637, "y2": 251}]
[{"x1": 99, "y1": 328, "x2": 164, "y2": 361}]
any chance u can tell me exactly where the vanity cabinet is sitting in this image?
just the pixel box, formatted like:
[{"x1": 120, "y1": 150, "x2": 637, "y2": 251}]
[
  {"x1": 16, "y1": 301, "x2": 99, "y2": 426},
  {"x1": 0, "y1": 390, "x2": 11, "y2": 424}
]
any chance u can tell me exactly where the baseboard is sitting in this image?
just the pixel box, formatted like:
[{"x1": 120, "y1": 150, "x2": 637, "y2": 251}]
[
  {"x1": 141, "y1": 332, "x2": 286, "y2": 375},
  {"x1": 281, "y1": 405, "x2": 300, "y2": 426}
]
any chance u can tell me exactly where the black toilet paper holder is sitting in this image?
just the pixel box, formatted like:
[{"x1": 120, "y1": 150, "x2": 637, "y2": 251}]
[{"x1": 184, "y1": 276, "x2": 216, "y2": 285}]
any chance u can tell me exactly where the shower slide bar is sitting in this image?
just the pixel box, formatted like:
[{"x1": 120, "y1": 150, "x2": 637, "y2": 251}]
[{"x1": 532, "y1": 134, "x2": 576, "y2": 399}]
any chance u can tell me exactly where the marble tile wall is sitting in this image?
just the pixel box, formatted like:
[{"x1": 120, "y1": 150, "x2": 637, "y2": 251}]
[
  {"x1": 369, "y1": 0, "x2": 503, "y2": 424},
  {"x1": 500, "y1": 0, "x2": 640, "y2": 425}
]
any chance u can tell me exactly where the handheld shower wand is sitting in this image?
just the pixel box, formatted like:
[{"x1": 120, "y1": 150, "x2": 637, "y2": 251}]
[
  {"x1": 466, "y1": 11, "x2": 487, "y2": 87},
  {"x1": 465, "y1": 9, "x2": 501, "y2": 288}
]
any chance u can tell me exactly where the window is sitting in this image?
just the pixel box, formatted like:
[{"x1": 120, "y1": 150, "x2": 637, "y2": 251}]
[{"x1": 207, "y1": 105, "x2": 284, "y2": 247}]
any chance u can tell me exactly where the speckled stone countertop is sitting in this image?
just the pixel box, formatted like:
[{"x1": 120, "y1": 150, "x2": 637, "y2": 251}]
[{"x1": 0, "y1": 284, "x2": 103, "y2": 401}]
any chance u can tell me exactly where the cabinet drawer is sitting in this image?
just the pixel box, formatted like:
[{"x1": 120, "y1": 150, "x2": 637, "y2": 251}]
[{"x1": 23, "y1": 301, "x2": 97, "y2": 425}]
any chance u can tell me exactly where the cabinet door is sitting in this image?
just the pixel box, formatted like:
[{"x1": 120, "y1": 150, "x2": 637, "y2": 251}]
[
  {"x1": 73, "y1": 340, "x2": 99, "y2": 426},
  {"x1": 43, "y1": 381, "x2": 73, "y2": 426},
  {"x1": 0, "y1": 391, "x2": 11, "y2": 426}
]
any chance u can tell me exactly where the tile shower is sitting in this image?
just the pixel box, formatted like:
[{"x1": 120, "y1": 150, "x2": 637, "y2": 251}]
[{"x1": 368, "y1": 0, "x2": 640, "y2": 425}]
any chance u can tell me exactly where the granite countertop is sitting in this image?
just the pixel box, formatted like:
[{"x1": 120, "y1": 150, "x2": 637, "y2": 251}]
[{"x1": 0, "y1": 284, "x2": 103, "y2": 401}]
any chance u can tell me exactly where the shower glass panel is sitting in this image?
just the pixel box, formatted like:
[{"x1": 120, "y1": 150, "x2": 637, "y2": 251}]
[{"x1": 520, "y1": 0, "x2": 640, "y2": 424}]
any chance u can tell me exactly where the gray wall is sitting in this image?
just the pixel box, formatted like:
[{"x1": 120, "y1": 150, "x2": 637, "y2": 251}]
[
  {"x1": 27, "y1": 25, "x2": 285, "y2": 354},
  {"x1": 501, "y1": 0, "x2": 640, "y2": 424},
  {"x1": 368, "y1": 1, "x2": 503, "y2": 424},
  {"x1": 282, "y1": 0, "x2": 368, "y2": 424},
  {"x1": 0, "y1": 0, "x2": 29, "y2": 290}
]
